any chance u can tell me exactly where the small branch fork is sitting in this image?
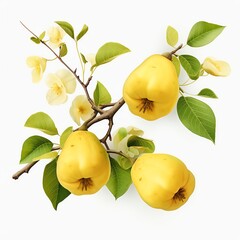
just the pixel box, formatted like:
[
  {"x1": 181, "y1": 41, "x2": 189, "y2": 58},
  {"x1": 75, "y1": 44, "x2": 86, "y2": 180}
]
[{"x1": 12, "y1": 22, "x2": 126, "y2": 180}]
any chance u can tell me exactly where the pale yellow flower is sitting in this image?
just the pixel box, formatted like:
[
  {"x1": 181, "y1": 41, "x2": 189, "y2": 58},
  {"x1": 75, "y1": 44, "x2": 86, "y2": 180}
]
[
  {"x1": 46, "y1": 69, "x2": 76, "y2": 105},
  {"x1": 47, "y1": 25, "x2": 65, "y2": 48},
  {"x1": 85, "y1": 53, "x2": 96, "y2": 66},
  {"x1": 69, "y1": 95, "x2": 94, "y2": 125},
  {"x1": 26, "y1": 56, "x2": 47, "y2": 83},
  {"x1": 112, "y1": 126, "x2": 144, "y2": 169},
  {"x1": 202, "y1": 57, "x2": 231, "y2": 77}
]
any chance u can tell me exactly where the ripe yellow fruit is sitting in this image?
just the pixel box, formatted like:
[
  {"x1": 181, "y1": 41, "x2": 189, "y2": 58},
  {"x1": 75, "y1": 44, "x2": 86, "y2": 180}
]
[
  {"x1": 131, "y1": 153, "x2": 195, "y2": 210},
  {"x1": 123, "y1": 54, "x2": 179, "y2": 120},
  {"x1": 56, "y1": 130, "x2": 111, "y2": 195}
]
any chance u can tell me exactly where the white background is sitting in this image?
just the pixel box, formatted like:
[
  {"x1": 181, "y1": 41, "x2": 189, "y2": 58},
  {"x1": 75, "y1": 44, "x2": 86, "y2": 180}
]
[{"x1": 1, "y1": 0, "x2": 239, "y2": 239}]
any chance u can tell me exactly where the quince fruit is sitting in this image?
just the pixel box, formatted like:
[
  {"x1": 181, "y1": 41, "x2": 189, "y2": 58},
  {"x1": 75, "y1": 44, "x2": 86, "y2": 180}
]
[
  {"x1": 123, "y1": 54, "x2": 179, "y2": 120},
  {"x1": 131, "y1": 153, "x2": 195, "y2": 210},
  {"x1": 56, "y1": 130, "x2": 111, "y2": 195}
]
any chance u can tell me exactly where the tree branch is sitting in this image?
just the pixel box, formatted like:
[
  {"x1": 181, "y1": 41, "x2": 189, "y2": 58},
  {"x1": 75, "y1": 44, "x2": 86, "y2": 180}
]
[
  {"x1": 12, "y1": 161, "x2": 38, "y2": 180},
  {"x1": 13, "y1": 23, "x2": 126, "y2": 180}
]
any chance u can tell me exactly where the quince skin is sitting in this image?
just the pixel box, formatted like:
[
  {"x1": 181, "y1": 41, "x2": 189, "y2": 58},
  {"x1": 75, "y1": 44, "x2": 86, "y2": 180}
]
[
  {"x1": 57, "y1": 130, "x2": 111, "y2": 195},
  {"x1": 131, "y1": 153, "x2": 195, "y2": 210},
  {"x1": 123, "y1": 54, "x2": 179, "y2": 120}
]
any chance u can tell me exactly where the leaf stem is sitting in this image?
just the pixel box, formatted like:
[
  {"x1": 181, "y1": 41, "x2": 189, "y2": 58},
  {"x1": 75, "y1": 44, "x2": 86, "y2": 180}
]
[{"x1": 75, "y1": 40, "x2": 85, "y2": 82}]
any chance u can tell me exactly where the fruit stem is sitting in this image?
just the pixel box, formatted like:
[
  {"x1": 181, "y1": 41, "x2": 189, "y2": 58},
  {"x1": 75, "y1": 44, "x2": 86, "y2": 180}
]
[{"x1": 170, "y1": 44, "x2": 183, "y2": 56}]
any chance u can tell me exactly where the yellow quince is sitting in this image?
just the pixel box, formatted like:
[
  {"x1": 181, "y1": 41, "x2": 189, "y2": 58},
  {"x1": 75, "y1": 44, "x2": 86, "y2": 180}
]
[
  {"x1": 56, "y1": 130, "x2": 111, "y2": 195},
  {"x1": 123, "y1": 54, "x2": 179, "y2": 120},
  {"x1": 131, "y1": 153, "x2": 195, "y2": 210}
]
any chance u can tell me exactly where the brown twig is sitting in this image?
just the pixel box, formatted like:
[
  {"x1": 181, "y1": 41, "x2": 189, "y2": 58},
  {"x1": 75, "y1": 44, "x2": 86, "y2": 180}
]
[
  {"x1": 171, "y1": 43, "x2": 183, "y2": 56},
  {"x1": 12, "y1": 161, "x2": 38, "y2": 180}
]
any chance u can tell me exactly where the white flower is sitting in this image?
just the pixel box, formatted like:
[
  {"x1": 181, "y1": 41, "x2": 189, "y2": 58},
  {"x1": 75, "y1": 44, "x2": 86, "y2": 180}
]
[
  {"x1": 47, "y1": 25, "x2": 65, "y2": 48},
  {"x1": 70, "y1": 95, "x2": 94, "y2": 125},
  {"x1": 46, "y1": 69, "x2": 76, "y2": 105},
  {"x1": 202, "y1": 57, "x2": 231, "y2": 77},
  {"x1": 26, "y1": 56, "x2": 47, "y2": 83}
]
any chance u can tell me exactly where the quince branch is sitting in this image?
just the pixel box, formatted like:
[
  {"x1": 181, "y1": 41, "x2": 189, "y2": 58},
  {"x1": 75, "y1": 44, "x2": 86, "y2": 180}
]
[{"x1": 12, "y1": 23, "x2": 127, "y2": 180}]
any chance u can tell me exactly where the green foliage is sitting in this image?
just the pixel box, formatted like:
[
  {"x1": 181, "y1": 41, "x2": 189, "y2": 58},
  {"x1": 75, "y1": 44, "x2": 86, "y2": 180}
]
[
  {"x1": 76, "y1": 24, "x2": 88, "y2": 41},
  {"x1": 95, "y1": 42, "x2": 130, "y2": 67},
  {"x1": 166, "y1": 26, "x2": 178, "y2": 47},
  {"x1": 24, "y1": 112, "x2": 58, "y2": 135},
  {"x1": 179, "y1": 55, "x2": 201, "y2": 80},
  {"x1": 39, "y1": 31, "x2": 46, "y2": 40},
  {"x1": 43, "y1": 158, "x2": 71, "y2": 210},
  {"x1": 30, "y1": 36, "x2": 41, "y2": 44},
  {"x1": 80, "y1": 53, "x2": 87, "y2": 64},
  {"x1": 127, "y1": 136, "x2": 155, "y2": 153},
  {"x1": 20, "y1": 136, "x2": 53, "y2": 164},
  {"x1": 32, "y1": 151, "x2": 58, "y2": 161},
  {"x1": 55, "y1": 21, "x2": 75, "y2": 39},
  {"x1": 60, "y1": 127, "x2": 73, "y2": 148},
  {"x1": 198, "y1": 88, "x2": 218, "y2": 99},
  {"x1": 106, "y1": 157, "x2": 132, "y2": 199},
  {"x1": 187, "y1": 21, "x2": 225, "y2": 47},
  {"x1": 59, "y1": 43, "x2": 68, "y2": 57},
  {"x1": 177, "y1": 96, "x2": 216, "y2": 143},
  {"x1": 93, "y1": 81, "x2": 112, "y2": 105},
  {"x1": 172, "y1": 56, "x2": 180, "y2": 76}
]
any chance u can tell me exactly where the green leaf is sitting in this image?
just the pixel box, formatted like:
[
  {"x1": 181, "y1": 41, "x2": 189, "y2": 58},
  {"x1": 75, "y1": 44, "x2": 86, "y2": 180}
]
[
  {"x1": 127, "y1": 136, "x2": 155, "y2": 153},
  {"x1": 60, "y1": 126, "x2": 73, "y2": 148},
  {"x1": 166, "y1": 26, "x2": 178, "y2": 47},
  {"x1": 95, "y1": 42, "x2": 130, "y2": 66},
  {"x1": 30, "y1": 37, "x2": 41, "y2": 44},
  {"x1": 59, "y1": 43, "x2": 68, "y2": 57},
  {"x1": 32, "y1": 151, "x2": 58, "y2": 161},
  {"x1": 172, "y1": 56, "x2": 180, "y2": 76},
  {"x1": 106, "y1": 157, "x2": 132, "y2": 199},
  {"x1": 43, "y1": 158, "x2": 71, "y2": 210},
  {"x1": 20, "y1": 136, "x2": 53, "y2": 164},
  {"x1": 55, "y1": 21, "x2": 74, "y2": 39},
  {"x1": 187, "y1": 21, "x2": 225, "y2": 47},
  {"x1": 24, "y1": 112, "x2": 58, "y2": 135},
  {"x1": 39, "y1": 31, "x2": 46, "y2": 40},
  {"x1": 177, "y1": 96, "x2": 216, "y2": 143},
  {"x1": 198, "y1": 88, "x2": 218, "y2": 99},
  {"x1": 93, "y1": 81, "x2": 112, "y2": 105},
  {"x1": 179, "y1": 55, "x2": 201, "y2": 80},
  {"x1": 76, "y1": 24, "x2": 88, "y2": 41},
  {"x1": 80, "y1": 53, "x2": 87, "y2": 64},
  {"x1": 115, "y1": 155, "x2": 133, "y2": 170}
]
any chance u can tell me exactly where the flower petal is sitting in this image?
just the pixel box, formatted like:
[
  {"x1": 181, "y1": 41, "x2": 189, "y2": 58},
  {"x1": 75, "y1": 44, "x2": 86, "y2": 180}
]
[
  {"x1": 69, "y1": 95, "x2": 94, "y2": 125},
  {"x1": 26, "y1": 56, "x2": 47, "y2": 82},
  {"x1": 32, "y1": 67, "x2": 43, "y2": 83},
  {"x1": 56, "y1": 69, "x2": 76, "y2": 93},
  {"x1": 46, "y1": 73, "x2": 67, "y2": 105},
  {"x1": 46, "y1": 88, "x2": 67, "y2": 105},
  {"x1": 85, "y1": 53, "x2": 96, "y2": 66},
  {"x1": 47, "y1": 26, "x2": 65, "y2": 48},
  {"x1": 202, "y1": 57, "x2": 231, "y2": 77}
]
